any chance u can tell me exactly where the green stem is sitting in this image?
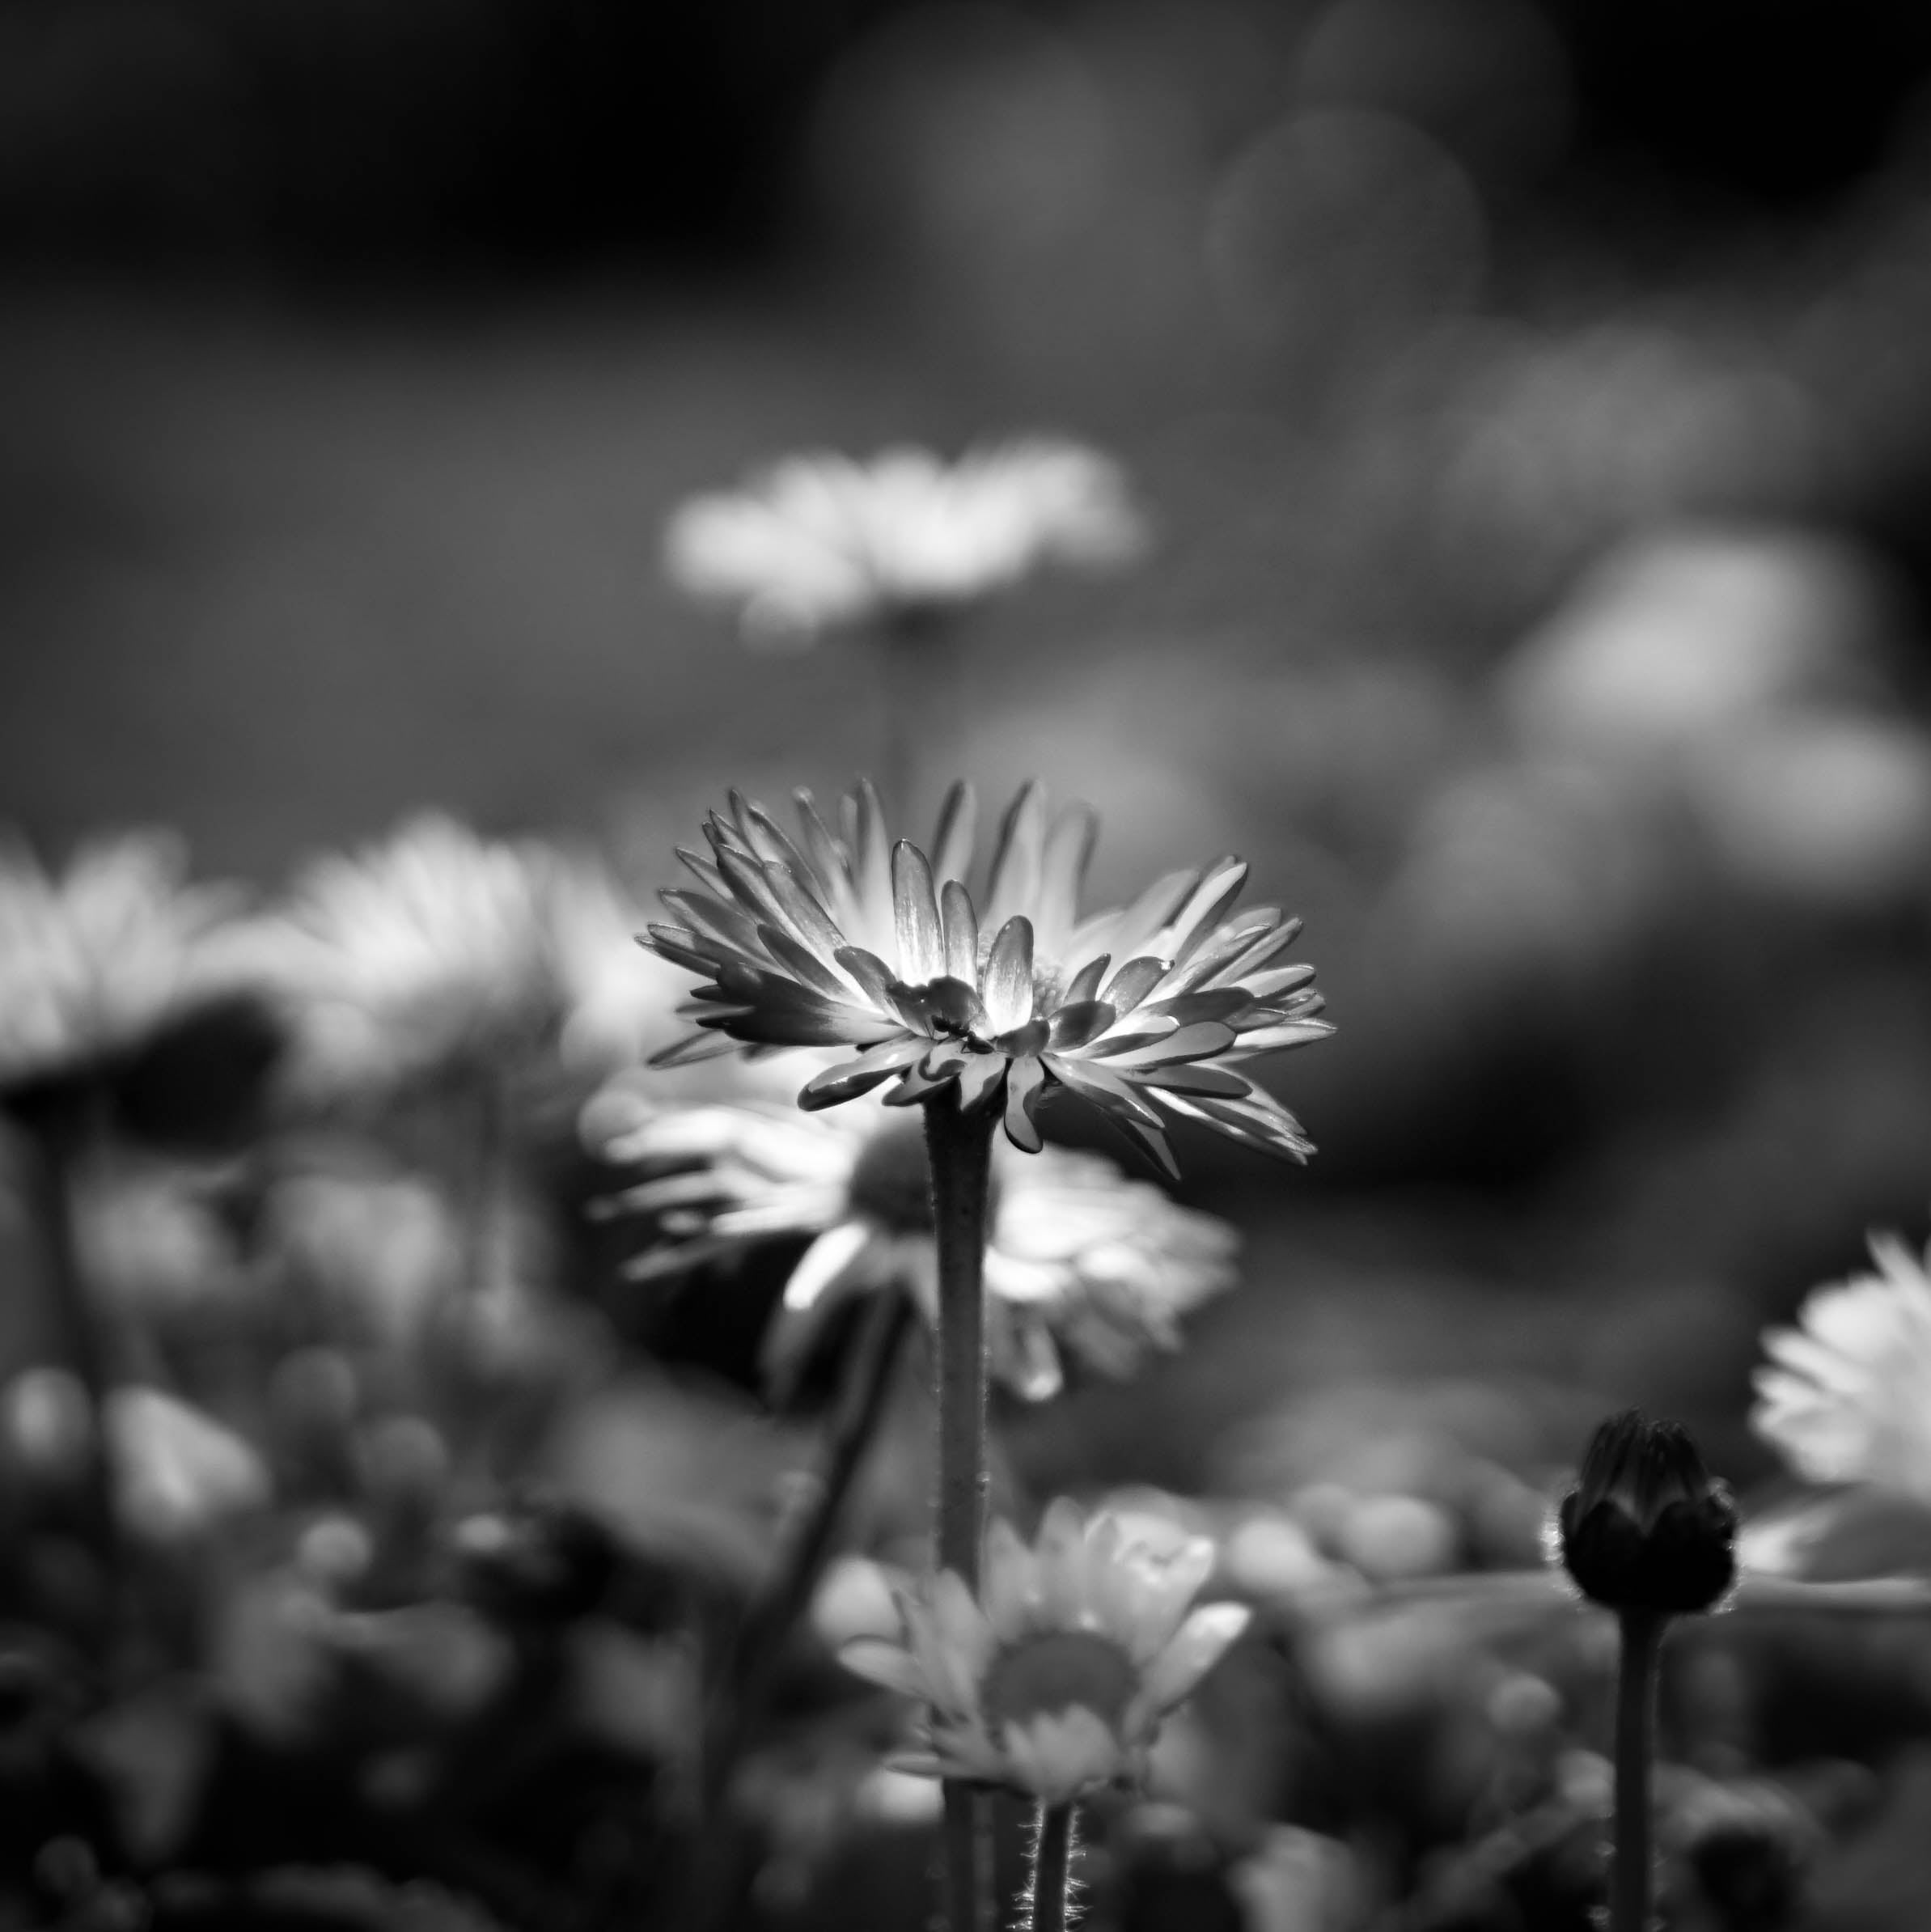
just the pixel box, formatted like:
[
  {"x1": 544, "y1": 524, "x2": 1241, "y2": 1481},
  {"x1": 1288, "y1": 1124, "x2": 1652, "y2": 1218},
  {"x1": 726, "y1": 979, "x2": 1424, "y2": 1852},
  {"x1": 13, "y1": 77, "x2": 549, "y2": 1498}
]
[
  {"x1": 678, "y1": 1289, "x2": 915, "y2": 1932},
  {"x1": 923, "y1": 1087, "x2": 997, "y2": 1932},
  {"x1": 1611, "y1": 1610, "x2": 1663, "y2": 1932},
  {"x1": 1027, "y1": 1802, "x2": 1077, "y2": 1932}
]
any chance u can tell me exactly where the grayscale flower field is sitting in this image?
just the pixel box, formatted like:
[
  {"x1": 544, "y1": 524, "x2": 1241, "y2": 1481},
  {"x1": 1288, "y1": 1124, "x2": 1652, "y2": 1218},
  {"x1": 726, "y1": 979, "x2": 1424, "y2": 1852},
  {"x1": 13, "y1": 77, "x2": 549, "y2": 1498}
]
[{"x1": 3, "y1": 6, "x2": 1931, "y2": 1930}]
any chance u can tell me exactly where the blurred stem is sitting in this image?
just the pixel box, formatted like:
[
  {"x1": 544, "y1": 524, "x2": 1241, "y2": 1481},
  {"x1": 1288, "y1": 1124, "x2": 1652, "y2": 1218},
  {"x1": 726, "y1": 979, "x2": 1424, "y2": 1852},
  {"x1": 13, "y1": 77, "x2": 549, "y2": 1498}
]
[
  {"x1": 707, "y1": 1289, "x2": 914, "y2": 1796},
  {"x1": 460, "y1": 1064, "x2": 507, "y2": 1298},
  {"x1": 924, "y1": 1088, "x2": 997, "y2": 1932},
  {"x1": 1611, "y1": 1609, "x2": 1663, "y2": 1932},
  {"x1": 678, "y1": 1289, "x2": 915, "y2": 1932},
  {"x1": 874, "y1": 610, "x2": 968, "y2": 813},
  {"x1": 22, "y1": 1099, "x2": 121, "y2": 1642},
  {"x1": 1027, "y1": 1803, "x2": 1077, "y2": 1932}
]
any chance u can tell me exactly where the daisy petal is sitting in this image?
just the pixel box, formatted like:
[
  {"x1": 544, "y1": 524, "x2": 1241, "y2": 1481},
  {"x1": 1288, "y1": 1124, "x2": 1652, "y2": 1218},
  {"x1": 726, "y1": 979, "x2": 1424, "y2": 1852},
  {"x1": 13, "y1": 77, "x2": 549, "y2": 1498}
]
[
  {"x1": 1138, "y1": 1602, "x2": 1251, "y2": 1712},
  {"x1": 983, "y1": 917, "x2": 1036, "y2": 1036},
  {"x1": 783, "y1": 1219, "x2": 877, "y2": 1310}
]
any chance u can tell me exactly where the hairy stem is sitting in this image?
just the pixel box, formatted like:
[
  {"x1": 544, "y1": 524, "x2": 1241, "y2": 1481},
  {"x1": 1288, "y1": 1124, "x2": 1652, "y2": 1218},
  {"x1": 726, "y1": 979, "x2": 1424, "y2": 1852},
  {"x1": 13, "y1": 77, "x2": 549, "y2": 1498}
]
[
  {"x1": 924, "y1": 1087, "x2": 997, "y2": 1932},
  {"x1": 1026, "y1": 1802, "x2": 1077, "y2": 1932},
  {"x1": 1611, "y1": 1609, "x2": 1664, "y2": 1932}
]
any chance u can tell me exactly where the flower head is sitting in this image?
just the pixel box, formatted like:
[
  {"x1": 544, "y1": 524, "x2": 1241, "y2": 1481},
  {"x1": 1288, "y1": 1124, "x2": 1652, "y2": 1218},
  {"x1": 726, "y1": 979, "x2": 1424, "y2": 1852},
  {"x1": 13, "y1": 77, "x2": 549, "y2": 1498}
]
[
  {"x1": 0, "y1": 829, "x2": 248, "y2": 1102},
  {"x1": 594, "y1": 1087, "x2": 1239, "y2": 1399},
  {"x1": 1555, "y1": 1410, "x2": 1738, "y2": 1615},
  {"x1": 267, "y1": 815, "x2": 566, "y2": 1099},
  {"x1": 839, "y1": 1499, "x2": 1248, "y2": 1803},
  {"x1": 664, "y1": 440, "x2": 1144, "y2": 646},
  {"x1": 645, "y1": 781, "x2": 1329, "y2": 1179},
  {"x1": 1752, "y1": 1231, "x2": 1931, "y2": 1503}
]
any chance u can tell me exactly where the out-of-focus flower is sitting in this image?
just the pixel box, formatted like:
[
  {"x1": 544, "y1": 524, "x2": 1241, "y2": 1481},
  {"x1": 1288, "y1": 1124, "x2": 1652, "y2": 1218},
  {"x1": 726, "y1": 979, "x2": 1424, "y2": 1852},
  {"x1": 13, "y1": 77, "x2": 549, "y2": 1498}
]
[
  {"x1": 1554, "y1": 1410, "x2": 1737, "y2": 1615},
  {"x1": 838, "y1": 1499, "x2": 1248, "y2": 1803},
  {"x1": 1686, "y1": 710, "x2": 1931, "y2": 910},
  {"x1": 266, "y1": 815, "x2": 563, "y2": 1099},
  {"x1": 107, "y1": 1386, "x2": 270, "y2": 1541},
  {"x1": 664, "y1": 440, "x2": 1144, "y2": 646},
  {"x1": 594, "y1": 1089, "x2": 1238, "y2": 1399},
  {"x1": 1753, "y1": 1232, "x2": 1931, "y2": 1503},
  {"x1": 1502, "y1": 527, "x2": 1882, "y2": 759},
  {"x1": 646, "y1": 782, "x2": 1328, "y2": 1178},
  {"x1": 74, "y1": 1165, "x2": 242, "y2": 1314},
  {"x1": 543, "y1": 850, "x2": 691, "y2": 1076},
  {"x1": 0, "y1": 830, "x2": 247, "y2": 1101}
]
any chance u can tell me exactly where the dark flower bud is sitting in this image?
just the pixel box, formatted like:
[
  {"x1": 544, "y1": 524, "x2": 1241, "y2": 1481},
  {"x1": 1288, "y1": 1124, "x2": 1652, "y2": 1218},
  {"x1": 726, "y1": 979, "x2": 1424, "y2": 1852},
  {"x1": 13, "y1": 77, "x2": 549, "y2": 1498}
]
[{"x1": 1556, "y1": 1411, "x2": 1738, "y2": 1615}]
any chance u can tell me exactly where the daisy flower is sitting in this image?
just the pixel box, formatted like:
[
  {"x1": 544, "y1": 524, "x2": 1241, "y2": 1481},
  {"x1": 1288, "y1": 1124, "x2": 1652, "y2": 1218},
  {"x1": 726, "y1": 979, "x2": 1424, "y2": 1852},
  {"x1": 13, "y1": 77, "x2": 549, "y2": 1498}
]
[
  {"x1": 838, "y1": 1499, "x2": 1249, "y2": 1804},
  {"x1": 594, "y1": 1089, "x2": 1239, "y2": 1399},
  {"x1": 0, "y1": 829, "x2": 247, "y2": 1101},
  {"x1": 663, "y1": 440, "x2": 1145, "y2": 646},
  {"x1": 1752, "y1": 1231, "x2": 1931, "y2": 1504},
  {"x1": 266, "y1": 815, "x2": 565, "y2": 1099},
  {"x1": 644, "y1": 780, "x2": 1330, "y2": 1179}
]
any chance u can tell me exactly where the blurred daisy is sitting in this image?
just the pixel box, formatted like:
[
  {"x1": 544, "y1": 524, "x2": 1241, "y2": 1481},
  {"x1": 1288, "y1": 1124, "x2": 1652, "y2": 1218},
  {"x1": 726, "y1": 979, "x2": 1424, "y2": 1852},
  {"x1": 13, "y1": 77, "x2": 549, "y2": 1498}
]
[
  {"x1": 646, "y1": 780, "x2": 1330, "y2": 1178},
  {"x1": 664, "y1": 440, "x2": 1145, "y2": 647},
  {"x1": 595, "y1": 1091, "x2": 1239, "y2": 1400},
  {"x1": 0, "y1": 830, "x2": 247, "y2": 1101},
  {"x1": 839, "y1": 1499, "x2": 1249, "y2": 1803},
  {"x1": 269, "y1": 816, "x2": 565, "y2": 1099},
  {"x1": 541, "y1": 849, "x2": 693, "y2": 1078},
  {"x1": 1753, "y1": 1231, "x2": 1931, "y2": 1503}
]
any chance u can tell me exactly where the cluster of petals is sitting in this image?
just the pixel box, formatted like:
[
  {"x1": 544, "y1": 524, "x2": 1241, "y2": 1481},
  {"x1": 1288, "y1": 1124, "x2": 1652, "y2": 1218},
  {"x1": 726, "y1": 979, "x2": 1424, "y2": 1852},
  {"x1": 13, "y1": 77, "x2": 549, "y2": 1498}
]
[
  {"x1": 839, "y1": 1500, "x2": 1249, "y2": 1804},
  {"x1": 1753, "y1": 1231, "x2": 1931, "y2": 1505},
  {"x1": 0, "y1": 829, "x2": 248, "y2": 1097},
  {"x1": 262, "y1": 815, "x2": 571, "y2": 1098},
  {"x1": 645, "y1": 781, "x2": 1330, "y2": 1177},
  {"x1": 663, "y1": 439, "x2": 1144, "y2": 645},
  {"x1": 591, "y1": 1086, "x2": 1239, "y2": 1400}
]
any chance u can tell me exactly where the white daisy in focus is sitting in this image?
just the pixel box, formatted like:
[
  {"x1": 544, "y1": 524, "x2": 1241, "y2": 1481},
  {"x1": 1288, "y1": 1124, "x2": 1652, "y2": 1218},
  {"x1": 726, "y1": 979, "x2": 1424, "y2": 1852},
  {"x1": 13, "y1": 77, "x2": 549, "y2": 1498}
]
[
  {"x1": 837, "y1": 1499, "x2": 1249, "y2": 1804},
  {"x1": 1752, "y1": 1231, "x2": 1931, "y2": 1504},
  {"x1": 646, "y1": 780, "x2": 1331, "y2": 1180},
  {"x1": 266, "y1": 816, "x2": 565, "y2": 1100},
  {"x1": 663, "y1": 440, "x2": 1145, "y2": 647},
  {"x1": 0, "y1": 830, "x2": 248, "y2": 1100},
  {"x1": 591, "y1": 1089, "x2": 1239, "y2": 1400}
]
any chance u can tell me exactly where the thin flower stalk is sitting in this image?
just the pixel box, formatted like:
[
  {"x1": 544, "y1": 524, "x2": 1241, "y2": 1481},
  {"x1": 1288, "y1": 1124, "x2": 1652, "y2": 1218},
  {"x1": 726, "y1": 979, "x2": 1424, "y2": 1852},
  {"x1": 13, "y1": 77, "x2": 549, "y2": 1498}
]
[
  {"x1": 926, "y1": 1087, "x2": 998, "y2": 1932},
  {"x1": 1611, "y1": 1610, "x2": 1661, "y2": 1932},
  {"x1": 1025, "y1": 1801, "x2": 1078, "y2": 1932}
]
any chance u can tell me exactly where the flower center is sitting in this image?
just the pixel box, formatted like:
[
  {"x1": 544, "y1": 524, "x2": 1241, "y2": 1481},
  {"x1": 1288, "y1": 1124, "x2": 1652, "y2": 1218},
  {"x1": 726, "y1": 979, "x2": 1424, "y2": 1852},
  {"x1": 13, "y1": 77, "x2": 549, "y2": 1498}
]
[{"x1": 980, "y1": 1629, "x2": 1137, "y2": 1734}]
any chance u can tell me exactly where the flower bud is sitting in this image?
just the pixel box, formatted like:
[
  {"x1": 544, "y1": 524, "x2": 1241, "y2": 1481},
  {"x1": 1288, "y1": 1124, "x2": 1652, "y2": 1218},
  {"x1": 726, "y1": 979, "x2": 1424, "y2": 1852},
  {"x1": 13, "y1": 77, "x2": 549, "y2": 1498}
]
[{"x1": 1556, "y1": 1410, "x2": 1738, "y2": 1615}]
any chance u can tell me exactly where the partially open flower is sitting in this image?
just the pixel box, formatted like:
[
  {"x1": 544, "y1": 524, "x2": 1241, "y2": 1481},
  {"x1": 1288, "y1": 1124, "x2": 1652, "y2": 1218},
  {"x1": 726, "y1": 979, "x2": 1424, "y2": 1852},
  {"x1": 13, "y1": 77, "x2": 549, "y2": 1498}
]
[
  {"x1": 645, "y1": 781, "x2": 1330, "y2": 1178},
  {"x1": 664, "y1": 440, "x2": 1145, "y2": 646},
  {"x1": 0, "y1": 830, "x2": 248, "y2": 1106},
  {"x1": 839, "y1": 1500, "x2": 1249, "y2": 1803},
  {"x1": 1554, "y1": 1411, "x2": 1738, "y2": 1615},
  {"x1": 1751, "y1": 1231, "x2": 1931, "y2": 1504},
  {"x1": 594, "y1": 1088, "x2": 1239, "y2": 1400}
]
